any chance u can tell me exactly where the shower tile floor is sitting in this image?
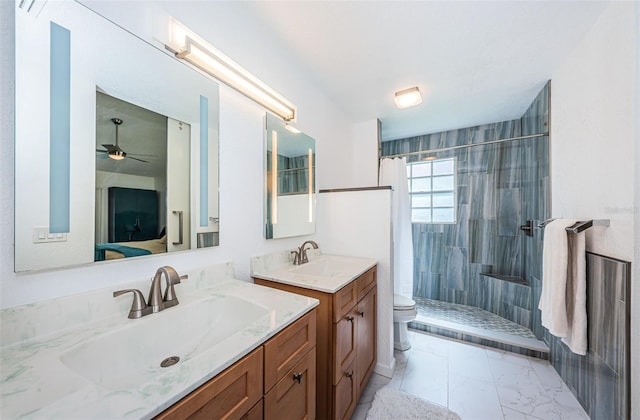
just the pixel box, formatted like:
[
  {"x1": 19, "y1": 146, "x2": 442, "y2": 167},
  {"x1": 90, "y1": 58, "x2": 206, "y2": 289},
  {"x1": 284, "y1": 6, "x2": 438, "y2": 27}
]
[
  {"x1": 351, "y1": 330, "x2": 589, "y2": 420},
  {"x1": 411, "y1": 297, "x2": 549, "y2": 354},
  {"x1": 414, "y1": 297, "x2": 536, "y2": 338}
]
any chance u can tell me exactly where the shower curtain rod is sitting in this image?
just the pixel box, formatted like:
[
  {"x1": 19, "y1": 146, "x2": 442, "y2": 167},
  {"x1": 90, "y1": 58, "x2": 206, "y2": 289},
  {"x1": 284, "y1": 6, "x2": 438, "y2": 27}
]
[{"x1": 381, "y1": 132, "x2": 549, "y2": 160}]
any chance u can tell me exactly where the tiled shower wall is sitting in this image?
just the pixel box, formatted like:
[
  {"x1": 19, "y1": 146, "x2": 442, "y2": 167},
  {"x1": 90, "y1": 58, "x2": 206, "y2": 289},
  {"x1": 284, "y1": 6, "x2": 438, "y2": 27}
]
[
  {"x1": 381, "y1": 82, "x2": 550, "y2": 332},
  {"x1": 548, "y1": 253, "x2": 630, "y2": 420}
]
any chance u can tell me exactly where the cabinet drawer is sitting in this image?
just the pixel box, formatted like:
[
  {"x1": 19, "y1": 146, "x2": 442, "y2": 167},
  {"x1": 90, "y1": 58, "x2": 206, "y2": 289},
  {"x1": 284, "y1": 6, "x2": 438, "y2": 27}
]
[
  {"x1": 264, "y1": 348, "x2": 316, "y2": 420},
  {"x1": 333, "y1": 311, "x2": 356, "y2": 385},
  {"x1": 156, "y1": 347, "x2": 263, "y2": 420},
  {"x1": 332, "y1": 359, "x2": 356, "y2": 420},
  {"x1": 356, "y1": 266, "x2": 376, "y2": 300},
  {"x1": 264, "y1": 310, "x2": 316, "y2": 392},
  {"x1": 241, "y1": 399, "x2": 263, "y2": 420},
  {"x1": 333, "y1": 281, "x2": 357, "y2": 322}
]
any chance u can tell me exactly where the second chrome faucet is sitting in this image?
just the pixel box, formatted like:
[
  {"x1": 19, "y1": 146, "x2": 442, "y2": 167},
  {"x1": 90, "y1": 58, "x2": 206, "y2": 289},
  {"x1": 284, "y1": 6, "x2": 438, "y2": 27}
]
[
  {"x1": 113, "y1": 266, "x2": 188, "y2": 319},
  {"x1": 291, "y1": 240, "x2": 319, "y2": 265}
]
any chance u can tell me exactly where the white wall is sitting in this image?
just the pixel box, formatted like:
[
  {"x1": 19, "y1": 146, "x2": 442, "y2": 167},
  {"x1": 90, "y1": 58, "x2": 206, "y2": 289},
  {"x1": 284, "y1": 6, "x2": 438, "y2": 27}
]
[
  {"x1": 550, "y1": 1, "x2": 638, "y2": 417},
  {"x1": 316, "y1": 189, "x2": 395, "y2": 378},
  {"x1": 0, "y1": 1, "x2": 360, "y2": 308},
  {"x1": 351, "y1": 119, "x2": 380, "y2": 187}
]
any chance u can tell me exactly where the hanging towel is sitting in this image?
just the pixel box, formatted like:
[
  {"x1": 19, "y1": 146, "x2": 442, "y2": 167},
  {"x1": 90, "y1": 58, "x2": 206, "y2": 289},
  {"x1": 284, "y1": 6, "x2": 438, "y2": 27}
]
[
  {"x1": 562, "y1": 230, "x2": 587, "y2": 355},
  {"x1": 539, "y1": 219, "x2": 587, "y2": 355}
]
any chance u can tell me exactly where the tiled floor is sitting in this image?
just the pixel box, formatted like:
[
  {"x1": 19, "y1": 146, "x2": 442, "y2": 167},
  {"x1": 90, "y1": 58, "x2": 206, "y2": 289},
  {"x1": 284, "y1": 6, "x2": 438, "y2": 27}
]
[
  {"x1": 352, "y1": 330, "x2": 589, "y2": 420},
  {"x1": 413, "y1": 297, "x2": 536, "y2": 339}
]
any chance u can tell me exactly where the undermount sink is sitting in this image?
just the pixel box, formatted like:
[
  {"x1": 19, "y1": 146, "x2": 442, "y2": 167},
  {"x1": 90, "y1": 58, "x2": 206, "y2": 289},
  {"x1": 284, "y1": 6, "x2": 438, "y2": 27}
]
[{"x1": 60, "y1": 295, "x2": 268, "y2": 390}]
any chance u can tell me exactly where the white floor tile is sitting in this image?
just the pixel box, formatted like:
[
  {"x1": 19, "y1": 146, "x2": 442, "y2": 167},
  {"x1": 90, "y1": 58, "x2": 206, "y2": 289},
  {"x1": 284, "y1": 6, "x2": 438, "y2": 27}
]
[
  {"x1": 448, "y1": 341, "x2": 493, "y2": 382},
  {"x1": 352, "y1": 333, "x2": 589, "y2": 420},
  {"x1": 448, "y1": 374, "x2": 502, "y2": 420},
  {"x1": 399, "y1": 347, "x2": 448, "y2": 407}
]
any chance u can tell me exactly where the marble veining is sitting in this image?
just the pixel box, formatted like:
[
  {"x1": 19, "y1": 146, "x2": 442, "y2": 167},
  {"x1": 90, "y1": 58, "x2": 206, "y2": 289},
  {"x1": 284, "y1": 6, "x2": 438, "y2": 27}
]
[
  {"x1": 0, "y1": 262, "x2": 318, "y2": 419},
  {"x1": 251, "y1": 251, "x2": 377, "y2": 293}
]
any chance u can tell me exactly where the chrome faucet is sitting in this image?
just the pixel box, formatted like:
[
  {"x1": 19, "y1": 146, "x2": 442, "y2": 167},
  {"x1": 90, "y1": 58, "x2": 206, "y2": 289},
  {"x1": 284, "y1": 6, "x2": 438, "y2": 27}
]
[
  {"x1": 113, "y1": 266, "x2": 187, "y2": 318},
  {"x1": 292, "y1": 240, "x2": 319, "y2": 265}
]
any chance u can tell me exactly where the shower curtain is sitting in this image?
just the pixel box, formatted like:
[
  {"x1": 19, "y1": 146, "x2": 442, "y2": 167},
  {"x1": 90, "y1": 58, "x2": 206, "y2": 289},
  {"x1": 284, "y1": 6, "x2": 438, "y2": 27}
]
[{"x1": 379, "y1": 157, "x2": 414, "y2": 299}]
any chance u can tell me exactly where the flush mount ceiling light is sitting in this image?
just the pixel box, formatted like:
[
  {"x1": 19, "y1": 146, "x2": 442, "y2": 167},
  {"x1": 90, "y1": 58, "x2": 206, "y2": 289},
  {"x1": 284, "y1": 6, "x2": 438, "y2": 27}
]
[
  {"x1": 394, "y1": 86, "x2": 422, "y2": 109},
  {"x1": 166, "y1": 18, "x2": 297, "y2": 121}
]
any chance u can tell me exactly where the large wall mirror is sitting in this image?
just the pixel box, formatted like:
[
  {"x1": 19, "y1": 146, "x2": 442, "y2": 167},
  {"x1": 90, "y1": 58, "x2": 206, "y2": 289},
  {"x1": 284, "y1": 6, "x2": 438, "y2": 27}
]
[
  {"x1": 14, "y1": 1, "x2": 220, "y2": 272},
  {"x1": 264, "y1": 114, "x2": 316, "y2": 239}
]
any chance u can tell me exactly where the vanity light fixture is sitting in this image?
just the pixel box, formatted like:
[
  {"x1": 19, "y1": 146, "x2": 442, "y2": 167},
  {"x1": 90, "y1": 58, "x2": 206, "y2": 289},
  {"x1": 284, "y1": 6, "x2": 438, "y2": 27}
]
[
  {"x1": 166, "y1": 18, "x2": 297, "y2": 121},
  {"x1": 284, "y1": 123, "x2": 301, "y2": 134},
  {"x1": 271, "y1": 130, "x2": 278, "y2": 224},
  {"x1": 394, "y1": 86, "x2": 422, "y2": 109},
  {"x1": 308, "y1": 148, "x2": 314, "y2": 223}
]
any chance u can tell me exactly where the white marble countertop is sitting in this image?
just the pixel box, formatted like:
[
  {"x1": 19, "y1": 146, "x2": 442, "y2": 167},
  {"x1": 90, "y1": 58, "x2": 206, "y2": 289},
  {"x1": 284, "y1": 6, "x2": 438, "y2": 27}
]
[
  {"x1": 251, "y1": 251, "x2": 378, "y2": 293},
  {"x1": 0, "y1": 263, "x2": 318, "y2": 419}
]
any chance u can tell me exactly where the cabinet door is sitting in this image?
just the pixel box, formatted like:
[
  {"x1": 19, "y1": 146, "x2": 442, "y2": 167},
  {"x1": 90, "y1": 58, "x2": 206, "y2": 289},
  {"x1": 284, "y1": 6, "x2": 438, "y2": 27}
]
[
  {"x1": 332, "y1": 359, "x2": 356, "y2": 420},
  {"x1": 265, "y1": 348, "x2": 316, "y2": 420},
  {"x1": 264, "y1": 310, "x2": 316, "y2": 392},
  {"x1": 156, "y1": 347, "x2": 263, "y2": 420},
  {"x1": 333, "y1": 311, "x2": 357, "y2": 385},
  {"x1": 356, "y1": 287, "x2": 376, "y2": 396}
]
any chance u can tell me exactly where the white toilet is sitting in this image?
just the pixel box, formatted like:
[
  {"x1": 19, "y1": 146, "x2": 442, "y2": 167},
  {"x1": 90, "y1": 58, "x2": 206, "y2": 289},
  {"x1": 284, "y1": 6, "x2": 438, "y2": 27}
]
[{"x1": 393, "y1": 294, "x2": 417, "y2": 351}]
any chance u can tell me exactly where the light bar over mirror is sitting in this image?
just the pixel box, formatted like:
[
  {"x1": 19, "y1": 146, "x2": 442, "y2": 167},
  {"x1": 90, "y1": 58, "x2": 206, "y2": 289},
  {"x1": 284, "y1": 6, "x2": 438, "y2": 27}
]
[{"x1": 166, "y1": 18, "x2": 297, "y2": 121}]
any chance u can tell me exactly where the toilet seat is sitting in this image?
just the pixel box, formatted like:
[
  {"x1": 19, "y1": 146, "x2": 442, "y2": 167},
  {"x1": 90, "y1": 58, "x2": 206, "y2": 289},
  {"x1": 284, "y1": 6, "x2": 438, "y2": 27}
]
[{"x1": 393, "y1": 294, "x2": 416, "y2": 310}]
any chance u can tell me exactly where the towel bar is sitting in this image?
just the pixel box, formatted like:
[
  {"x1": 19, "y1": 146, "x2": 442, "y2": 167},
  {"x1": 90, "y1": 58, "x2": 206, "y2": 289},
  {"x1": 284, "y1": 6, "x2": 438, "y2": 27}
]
[{"x1": 537, "y1": 219, "x2": 610, "y2": 233}]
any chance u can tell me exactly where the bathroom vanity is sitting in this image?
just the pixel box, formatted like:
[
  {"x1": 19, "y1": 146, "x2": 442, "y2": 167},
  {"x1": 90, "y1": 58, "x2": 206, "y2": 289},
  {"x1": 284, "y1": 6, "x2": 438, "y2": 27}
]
[
  {"x1": 0, "y1": 263, "x2": 318, "y2": 419},
  {"x1": 252, "y1": 253, "x2": 378, "y2": 420},
  {"x1": 157, "y1": 310, "x2": 316, "y2": 419}
]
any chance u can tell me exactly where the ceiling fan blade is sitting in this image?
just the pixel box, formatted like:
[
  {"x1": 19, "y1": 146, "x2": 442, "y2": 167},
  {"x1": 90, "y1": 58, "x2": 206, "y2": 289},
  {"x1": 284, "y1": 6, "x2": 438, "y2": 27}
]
[
  {"x1": 127, "y1": 156, "x2": 148, "y2": 163},
  {"x1": 96, "y1": 148, "x2": 107, "y2": 153},
  {"x1": 101, "y1": 144, "x2": 121, "y2": 153}
]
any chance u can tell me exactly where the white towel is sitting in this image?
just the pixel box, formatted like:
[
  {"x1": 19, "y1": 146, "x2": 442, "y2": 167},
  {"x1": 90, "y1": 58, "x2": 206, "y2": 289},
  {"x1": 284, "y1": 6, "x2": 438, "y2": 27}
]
[
  {"x1": 539, "y1": 219, "x2": 587, "y2": 355},
  {"x1": 562, "y1": 230, "x2": 587, "y2": 355}
]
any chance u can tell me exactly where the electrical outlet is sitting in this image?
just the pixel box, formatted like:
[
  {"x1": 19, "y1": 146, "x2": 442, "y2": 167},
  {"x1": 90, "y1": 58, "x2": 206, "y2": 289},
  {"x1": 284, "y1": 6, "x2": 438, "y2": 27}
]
[{"x1": 33, "y1": 227, "x2": 67, "y2": 243}]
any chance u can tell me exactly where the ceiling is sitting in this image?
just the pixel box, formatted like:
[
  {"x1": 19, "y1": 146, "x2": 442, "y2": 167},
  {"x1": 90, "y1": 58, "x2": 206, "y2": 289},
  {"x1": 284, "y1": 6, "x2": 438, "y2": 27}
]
[
  {"x1": 236, "y1": 1, "x2": 609, "y2": 141},
  {"x1": 96, "y1": 92, "x2": 168, "y2": 178}
]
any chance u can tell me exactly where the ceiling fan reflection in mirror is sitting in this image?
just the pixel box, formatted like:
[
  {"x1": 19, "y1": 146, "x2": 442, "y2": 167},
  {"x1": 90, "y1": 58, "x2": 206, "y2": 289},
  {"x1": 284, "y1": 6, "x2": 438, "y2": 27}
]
[{"x1": 96, "y1": 118, "x2": 152, "y2": 163}]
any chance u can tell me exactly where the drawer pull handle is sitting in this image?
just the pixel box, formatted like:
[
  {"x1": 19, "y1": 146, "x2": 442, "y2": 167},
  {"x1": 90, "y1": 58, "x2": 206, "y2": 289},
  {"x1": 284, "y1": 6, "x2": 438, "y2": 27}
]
[
  {"x1": 346, "y1": 316, "x2": 354, "y2": 322},
  {"x1": 293, "y1": 372, "x2": 303, "y2": 384},
  {"x1": 357, "y1": 311, "x2": 365, "y2": 317},
  {"x1": 345, "y1": 371, "x2": 354, "y2": 379}
]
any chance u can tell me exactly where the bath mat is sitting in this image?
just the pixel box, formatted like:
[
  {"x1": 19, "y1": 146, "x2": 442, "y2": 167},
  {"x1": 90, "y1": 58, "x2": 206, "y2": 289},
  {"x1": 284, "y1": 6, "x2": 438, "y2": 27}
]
[{"x1": 366, "y1": 388, "x2": 461, "y2": 420}]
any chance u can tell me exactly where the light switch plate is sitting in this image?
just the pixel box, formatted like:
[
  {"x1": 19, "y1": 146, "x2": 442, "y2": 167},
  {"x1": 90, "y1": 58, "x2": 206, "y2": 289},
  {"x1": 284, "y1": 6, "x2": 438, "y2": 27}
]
[{"x1": 33, "y1": 227, "x2": 67, "y2": 243}]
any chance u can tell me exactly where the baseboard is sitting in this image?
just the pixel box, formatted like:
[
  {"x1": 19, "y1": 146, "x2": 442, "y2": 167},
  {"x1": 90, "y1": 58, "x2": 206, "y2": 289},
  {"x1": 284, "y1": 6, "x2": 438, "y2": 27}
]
[{"x1": 373, "y1": 357, "x2": 396, "y2": 378}]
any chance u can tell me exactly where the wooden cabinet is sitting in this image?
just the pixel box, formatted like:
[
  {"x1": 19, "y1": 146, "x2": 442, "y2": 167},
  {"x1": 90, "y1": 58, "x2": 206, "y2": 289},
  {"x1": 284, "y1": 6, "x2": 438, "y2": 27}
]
[
  {"x1": 255, "y1": 265, "x2": 377, "y2": 420},
  {"x1": 157, "y1": 310, "x2": 316, "y2": 420},
  {"x1": 156, "y1": 347, "x2": 263, "y2": 420}
]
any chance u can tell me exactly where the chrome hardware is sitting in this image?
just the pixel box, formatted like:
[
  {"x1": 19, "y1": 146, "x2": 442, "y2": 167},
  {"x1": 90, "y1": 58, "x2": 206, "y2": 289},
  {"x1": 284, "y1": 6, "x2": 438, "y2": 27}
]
[
  {"x1": 112, "y1": 289, "x2": 152, "y2": 319},
  {"x1": 113, "y1": 266, "x2": 186, "y2": 318},
  {"x1": 292, "y1": 240, "x2": 319, "y2": 265},
  {"x1": 148, "y1": 266, "x2": 185, "y2": 312},
  {"x1": 519, "y1": 220, "x2": 534, "y2": 237},
  {"x1": 172, "y1": 211, "x2": 184, "y2": 245},
  {"x1": 537, "y1": 218, "x2": 610, "y2": 233},
  {"x1": 293, "y1": 372, "x2": 303, "y2": 384}
]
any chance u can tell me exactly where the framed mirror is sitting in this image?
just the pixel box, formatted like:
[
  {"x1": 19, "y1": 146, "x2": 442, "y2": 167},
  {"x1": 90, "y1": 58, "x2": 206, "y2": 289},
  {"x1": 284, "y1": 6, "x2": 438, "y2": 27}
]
[
  {"x1": 264, "y1": 114, "x2": 316, "y2": 239},
  {"x1": 14, "y1": 1, "x2": 219, "y2": 272}
]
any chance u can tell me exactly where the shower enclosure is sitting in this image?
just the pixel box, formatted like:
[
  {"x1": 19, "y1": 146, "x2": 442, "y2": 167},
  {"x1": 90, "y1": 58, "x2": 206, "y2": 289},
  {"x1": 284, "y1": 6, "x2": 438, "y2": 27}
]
[{"x1": 381, "y1": 83, "x2": 550, "y2": 356}]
